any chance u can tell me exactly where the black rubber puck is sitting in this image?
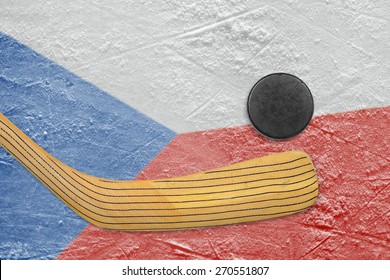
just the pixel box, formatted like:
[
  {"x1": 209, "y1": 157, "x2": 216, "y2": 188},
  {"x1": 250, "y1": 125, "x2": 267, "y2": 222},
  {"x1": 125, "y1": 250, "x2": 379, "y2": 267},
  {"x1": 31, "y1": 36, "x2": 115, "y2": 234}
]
[{"x1": 247, "y1": 73, "x2": 314, "y2": 140}]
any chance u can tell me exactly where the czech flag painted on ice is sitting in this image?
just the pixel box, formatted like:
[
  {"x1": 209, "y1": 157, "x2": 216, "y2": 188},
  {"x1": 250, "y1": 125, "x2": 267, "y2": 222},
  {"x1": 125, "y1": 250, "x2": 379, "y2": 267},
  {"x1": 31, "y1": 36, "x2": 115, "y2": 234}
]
[{"x1": 0, "y1": 1, "x2": 389, "y2": 259}]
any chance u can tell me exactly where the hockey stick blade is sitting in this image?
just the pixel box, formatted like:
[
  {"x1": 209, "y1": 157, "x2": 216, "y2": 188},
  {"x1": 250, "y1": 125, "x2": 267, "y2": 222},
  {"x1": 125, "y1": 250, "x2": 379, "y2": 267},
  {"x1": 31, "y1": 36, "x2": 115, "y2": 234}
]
[{"x1": 0, "y1": 113, "x2": 318, "y2": 231}]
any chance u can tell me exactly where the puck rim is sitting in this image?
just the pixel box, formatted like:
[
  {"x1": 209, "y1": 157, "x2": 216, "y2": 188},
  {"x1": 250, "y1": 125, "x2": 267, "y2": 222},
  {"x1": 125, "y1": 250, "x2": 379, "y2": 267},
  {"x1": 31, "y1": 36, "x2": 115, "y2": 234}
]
[{"x1": 247, "y1": 72, "x2": 314, "y2": 140}]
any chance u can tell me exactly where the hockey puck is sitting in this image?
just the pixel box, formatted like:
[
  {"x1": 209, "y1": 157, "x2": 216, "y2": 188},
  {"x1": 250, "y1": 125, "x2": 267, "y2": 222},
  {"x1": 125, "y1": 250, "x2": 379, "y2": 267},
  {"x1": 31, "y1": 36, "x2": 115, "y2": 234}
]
[{"x1": 247, "y1": 73, "x2": 314, "y2": 140}]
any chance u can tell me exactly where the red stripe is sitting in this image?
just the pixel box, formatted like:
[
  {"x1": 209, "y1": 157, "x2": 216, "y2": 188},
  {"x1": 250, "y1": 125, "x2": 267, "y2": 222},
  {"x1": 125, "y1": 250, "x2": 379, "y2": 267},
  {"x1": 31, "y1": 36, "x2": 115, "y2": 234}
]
[{"x1": 57, "y1": 106, "x2": 390, "y2": 260}]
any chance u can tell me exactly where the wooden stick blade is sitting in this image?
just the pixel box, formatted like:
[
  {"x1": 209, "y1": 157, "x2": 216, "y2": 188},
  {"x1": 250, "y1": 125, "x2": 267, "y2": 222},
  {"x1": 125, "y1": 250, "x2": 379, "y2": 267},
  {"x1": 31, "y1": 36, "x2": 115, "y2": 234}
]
[{"x1": 0, "y1": 113, "x2": 318, "y2": 231}]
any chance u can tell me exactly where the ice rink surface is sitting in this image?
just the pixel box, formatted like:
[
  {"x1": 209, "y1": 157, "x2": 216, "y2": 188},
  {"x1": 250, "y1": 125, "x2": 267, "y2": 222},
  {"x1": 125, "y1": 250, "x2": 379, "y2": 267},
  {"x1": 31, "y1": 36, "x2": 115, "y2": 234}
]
[{"x1": 0, "y1": 0, "x2": 389, "y2": 259}]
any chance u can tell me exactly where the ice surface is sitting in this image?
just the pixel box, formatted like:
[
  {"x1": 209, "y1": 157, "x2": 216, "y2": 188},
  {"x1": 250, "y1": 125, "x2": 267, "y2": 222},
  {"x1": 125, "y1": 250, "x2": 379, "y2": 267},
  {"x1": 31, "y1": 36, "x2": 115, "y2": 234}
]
[
  {"x1": 1, "y1": 0, "x2": 389, "y2": 132},
  {"x1": 0, "y1": 0, "x2": 389, "y2": 260}
]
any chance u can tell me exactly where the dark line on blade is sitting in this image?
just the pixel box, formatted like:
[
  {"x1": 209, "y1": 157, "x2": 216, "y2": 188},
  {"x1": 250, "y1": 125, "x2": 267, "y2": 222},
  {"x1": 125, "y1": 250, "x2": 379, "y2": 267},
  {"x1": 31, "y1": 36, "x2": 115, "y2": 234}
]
[
  {"x1": 205, "y1": 156, "x2": 307, "y2": 173},
  {"x1": 156, "y1": 163, "x2": 312, "y2": 183},
  {"x1": 74, "y1": 167, "x2": 314, "y2": 190},
  {"x1": 92, "y1": 206, "x2": 314, "y2": 226},
  {"x1": 69, "y1": 170, "x2": 315, "y2": 197},
  {"x1": 79, "y1": 193, "x2": 318, "y2": 219}
]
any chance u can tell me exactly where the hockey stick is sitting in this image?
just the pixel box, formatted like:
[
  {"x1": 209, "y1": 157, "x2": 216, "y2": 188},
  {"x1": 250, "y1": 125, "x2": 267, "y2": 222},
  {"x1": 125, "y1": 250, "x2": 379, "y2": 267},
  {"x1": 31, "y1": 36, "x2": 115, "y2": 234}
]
[{"x1": 0, "y1": 113, "x2": 318, "y2": 231}]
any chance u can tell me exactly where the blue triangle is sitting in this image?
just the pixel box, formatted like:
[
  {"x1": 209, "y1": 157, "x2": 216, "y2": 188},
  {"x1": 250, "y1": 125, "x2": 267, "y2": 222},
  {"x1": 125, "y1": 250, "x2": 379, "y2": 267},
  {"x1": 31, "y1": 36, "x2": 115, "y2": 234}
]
[{"x1": 0, "y1": 33, "x2": 176, "y2": 259}]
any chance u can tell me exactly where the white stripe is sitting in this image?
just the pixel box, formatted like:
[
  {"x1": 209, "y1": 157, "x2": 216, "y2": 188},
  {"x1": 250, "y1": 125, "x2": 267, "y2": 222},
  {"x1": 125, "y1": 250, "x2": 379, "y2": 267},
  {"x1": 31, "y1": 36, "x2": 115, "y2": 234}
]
[{"x1": 1, "y1": 0, "x2": 389, "y2": 133}]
